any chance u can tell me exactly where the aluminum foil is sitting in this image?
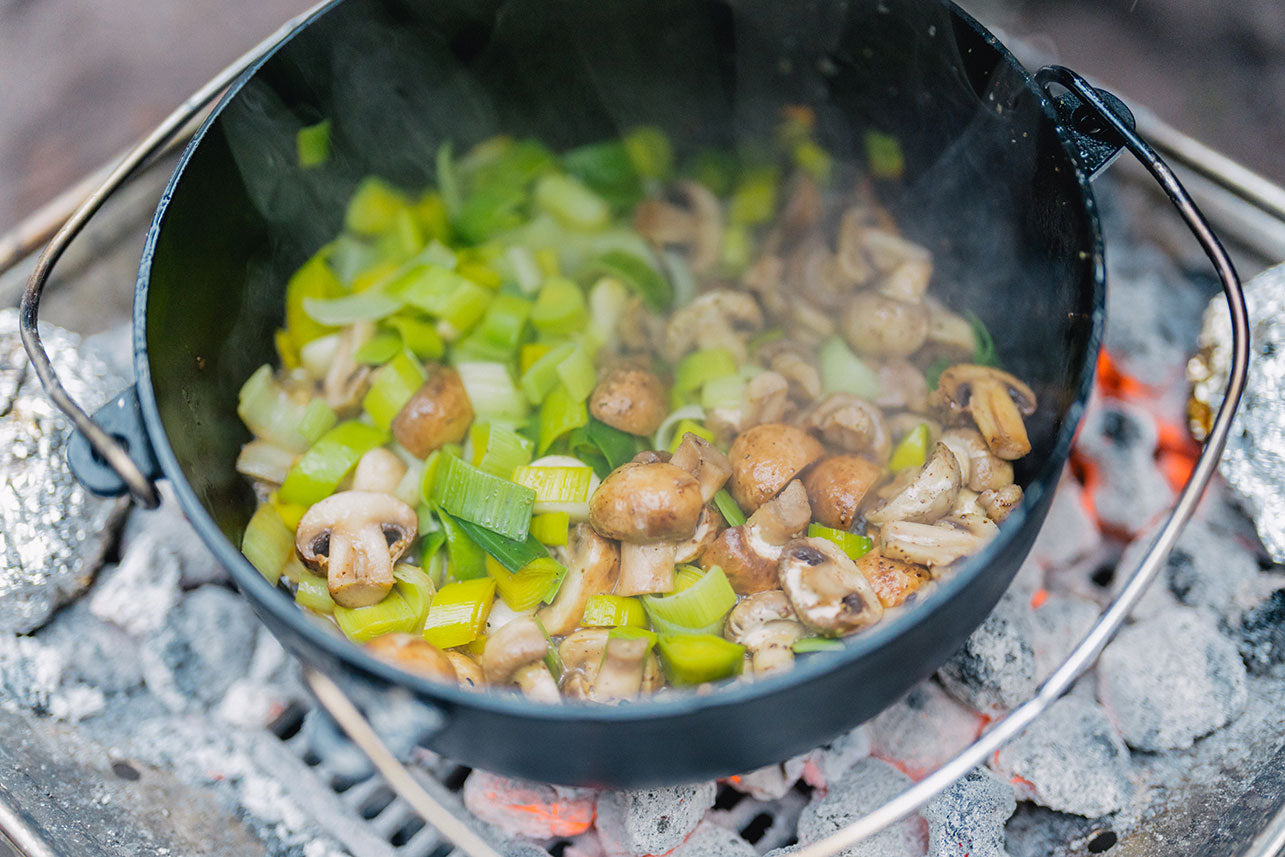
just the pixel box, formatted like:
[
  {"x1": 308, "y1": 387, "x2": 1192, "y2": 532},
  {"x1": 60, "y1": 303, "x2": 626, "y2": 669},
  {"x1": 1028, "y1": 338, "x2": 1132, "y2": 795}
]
[
  {"x1": 0, "y1": 308, "x2": 127, "y2": 634},
  {"x1": 1188, "y1": 263, "x2": 1285, "y2": 562}
]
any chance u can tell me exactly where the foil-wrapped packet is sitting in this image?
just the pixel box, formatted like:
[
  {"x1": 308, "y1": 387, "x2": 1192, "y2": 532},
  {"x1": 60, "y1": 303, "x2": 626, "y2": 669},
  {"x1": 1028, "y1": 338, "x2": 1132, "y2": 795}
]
[
  {"x1": 1188, "y1": 263, "x2": 1285, "y2": 562},
  {"x1": 0, "y1": 308, "x2": 127, "y2": 634}
]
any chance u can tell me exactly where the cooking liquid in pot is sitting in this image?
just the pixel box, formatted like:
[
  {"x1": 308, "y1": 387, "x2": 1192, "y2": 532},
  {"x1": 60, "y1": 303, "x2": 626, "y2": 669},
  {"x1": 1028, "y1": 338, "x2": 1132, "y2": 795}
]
[{"x1": 233, "y1": 114, "x2": 1036, "y2": 702}]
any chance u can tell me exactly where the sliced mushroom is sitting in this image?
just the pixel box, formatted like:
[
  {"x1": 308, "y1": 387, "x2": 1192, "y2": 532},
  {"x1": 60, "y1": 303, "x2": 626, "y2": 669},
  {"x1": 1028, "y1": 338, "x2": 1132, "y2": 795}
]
[
  {"x1": 669, "y1": 433, "x2": 733, "y2": 503},
  {"x1": 939, "y1": 427, "x2": 1015, "y2": 492},
  {"x1": 769, "y1": 349, "x2": 822, "y2": 403},
  {"x1": 559, "y1": 628, "x2": 663, "y2": 701},
  {"x1": 663, "y1": 289, "x2": 764, "y2": 364},
  {"x1": 801, "y1": 455, "x2": 883, "y2": 531},
  {"x1": 840, "y1": 292, "x2": 929, "y2": 359},
  {"x1": 480, "y1": 617, "x2": 560, "y2": 703},
  {"x1": 675, "y1": 506, "x2": 722, "y2": 564},
  {"x1": 742, "y1": 370, "x2": 795, "y2": 428},
  {"x1": 923, "y1": 297, "x2": 976, "y2": 357},
  {"x1": 701, "y1": 480, "x2": 811, "y2": 594},
  {"x1": 865, "y1": 442, "x2": 962, "y2": 526},
  {"x1": 589, "y1": 366, "x2": 668, "y2": 436},
  {"x1": 727, "y1": 423, "x2": 825, "y2": 514},
  {"x1": 589, "y1": 462, "x2": 703, "y2": 543},
  {"x1": 834, "y1": 208, "x2": 877, "y2": 286},
  {"x1": 351, "y1": 447, "x2": 409, "y2": 495},
  {"x1": 879, "y1": 513, "x2": 999, "y2": 568},
  {"x1": 853, "y1": 551, "x2": 932, "y2": 608},
  {"x1": 741, "y1": 253, "x2": 788, "y2": 317},
  {"x1": 933, "y1": 365, "x2": 1037, "y2": 460},
  {"x1": 678, "y1": 181, "x2": 725, "y2": 274},
  {"x1": 799, "y1": 393, "x2": 892, "y2": 463},
  {"x1": 778, "y1": 537, "x2": 883, "y2": 635},
  {"x1": 725, "y1": 591, "x2": 808, "y2": 675},
  {"x1": 323, "y1": 322, "x2": 375, "y2": 413},
  {"x1": 391, "y1": 365, "x2": 474, "y2": 459},
  {"x1": 296, "y1": 491, "x2": 418, "y2": 608},
  {"x1": 444, "y1": 651, "x2": 487, "y2": 690},
  {"x1": 979, "y1": 484, "x2": 1023, "y2": 523},
  {"x1": 537, "y1": 524, "x2": 620, "y2": 635},
  {"x1": 634, "y1": 183, "x2": 723, "y2": 274},
  {"x1": 365, "y1": 634, "x2": 457, "y2": 683}
]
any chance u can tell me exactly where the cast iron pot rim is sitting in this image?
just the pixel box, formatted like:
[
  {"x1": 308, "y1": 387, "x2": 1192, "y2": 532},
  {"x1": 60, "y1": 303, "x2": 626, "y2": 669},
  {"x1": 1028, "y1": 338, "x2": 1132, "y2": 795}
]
[{"x1": 132, "y1": 0, "x2": 1105, "y2": 725}]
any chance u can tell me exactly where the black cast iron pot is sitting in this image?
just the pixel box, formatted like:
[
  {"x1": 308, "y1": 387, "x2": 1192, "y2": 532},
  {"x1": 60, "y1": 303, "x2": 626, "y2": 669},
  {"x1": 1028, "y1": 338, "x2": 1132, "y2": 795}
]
[{"x1": 57, "y1": 0, "x2": 1126, "y2": 787}]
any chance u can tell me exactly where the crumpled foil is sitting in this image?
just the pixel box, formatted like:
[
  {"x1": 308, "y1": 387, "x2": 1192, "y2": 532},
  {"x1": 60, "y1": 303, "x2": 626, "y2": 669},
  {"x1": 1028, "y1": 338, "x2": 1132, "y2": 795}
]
[
  {"x1": 1188, "y1": 263, "x2": 1285, "y2": 562},
  {"x1": 0, "y1": 308, "x2": 128, "y2": 634}
]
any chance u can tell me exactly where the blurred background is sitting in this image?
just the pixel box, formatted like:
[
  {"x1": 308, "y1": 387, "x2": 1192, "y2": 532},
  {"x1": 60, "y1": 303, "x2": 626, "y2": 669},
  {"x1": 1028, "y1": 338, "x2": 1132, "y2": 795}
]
[{"x1": 1, "y1": 0, "x2": 1282, "y2": 236}]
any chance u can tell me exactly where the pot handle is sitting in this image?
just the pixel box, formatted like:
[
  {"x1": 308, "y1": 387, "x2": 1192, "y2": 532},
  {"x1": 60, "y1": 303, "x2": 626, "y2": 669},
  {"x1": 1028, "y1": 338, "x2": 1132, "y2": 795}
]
[
  {"x1": 790, "y1": 67, "x2": 1252, "y2": 857},
  {"x1": 16, "y1": 2, "x2": 328, "y2": 509},
  {"x1": 301, "y1": 667, "x2": 507, "y2": 857}
]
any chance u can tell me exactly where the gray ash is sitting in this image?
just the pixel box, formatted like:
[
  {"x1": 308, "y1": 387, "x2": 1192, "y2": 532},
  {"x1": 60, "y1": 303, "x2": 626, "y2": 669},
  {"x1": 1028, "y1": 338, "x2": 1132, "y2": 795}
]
[{"x1": 1238, "y1": 589, "x2": 1285, "y2": 675}]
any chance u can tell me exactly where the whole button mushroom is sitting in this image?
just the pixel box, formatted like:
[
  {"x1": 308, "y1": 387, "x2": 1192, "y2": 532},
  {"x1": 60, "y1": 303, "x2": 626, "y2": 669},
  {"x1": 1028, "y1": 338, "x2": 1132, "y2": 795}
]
[
  {"x1": 392, "y1": 365, "x2": 474, "y2": 459},
  {"x1": 365, "y1": 633, "x2": 457, "y2": 684},
  {"x1": 589, "y1": 366, "x2": 669, "y2": 437},
  {"x1": 480, "y1": 617, "x2": 560, "y2": 703},
  {"x1": 727, "y1": 423, "x2": 825, "y2": 514},
  {"x1": 932, "y1": 365, "x2": 1037, "y2": 460},
  {"x1": 841, "y1": 291, "x2": 930, "y2": 358},
  {"x1": 778, "y1": 537, "x2": 884, "y2": 636},
  {"x1": 802, "y1": 455, "x2": 883, "y2": 530},
  {"x1": 589, "y1": 462, "x2": 703, "y2": 543},
  {"x1": 295, "y1": 490, "x2": 418, "y2": 608}
]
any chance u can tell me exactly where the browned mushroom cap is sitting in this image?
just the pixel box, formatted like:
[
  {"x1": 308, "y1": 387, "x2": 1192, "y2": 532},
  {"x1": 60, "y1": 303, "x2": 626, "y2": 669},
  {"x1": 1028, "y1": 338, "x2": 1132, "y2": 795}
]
[
  {"x1": 296, "y1": 491, "x2": 418, "y2": 608},
  {"x1": 799, "y1": 393, "x2": 892, "y2": 463},
  {"x1": 938, "y1": 427, "x2": 1014, "y2": 492},
  {"x1": 480, "y1": 617, "x2": 560, "y2": 703},
  {"x1": 879, "y1": 513, "x2": 999, "y2": 568},
  {"x1": 865, "y1": 442, "x2": 963, "y2": 526},
  {"x1": 588, "y1": 462, "x2": 703, "y2": 543},
  {"x1": 589, "y1": 366, "x2": 668, "y2": 437},
  {"x1": 840, "y1": 292, "x2": 929, "y2": 359},
  {"x1": 391, "y1": 365, "x2": 474, "y2": 459},
  {"x1": 727, "y1": 424, "x2": 825, "y2": 514},
  {"x1": 979, "y1": 484, "x2": 1023, "y2": 523},
  {"x1": 444, "y1": 651, "x2": 487, "y2": 690},
  {"x1": 701, "y1": 480, "x2": 811, "y2": 595},
  {"x1": 854, "y1": 550, "x2": 932, "y2": 608},
  {"x1": 778, "y1": 537, "x2": 883, "y2": 635},
  {"x1": 802, "y1": 455, "x2": 883, "y2": 531},
  {"x1": 724, "y1": 590, "x2": 807, "y2": 675},
  {"x1": 669, "y1": 433, "x2": 732, "y2": 503},
  {"x1": 537, "y1": 523, "x2": 620, "y2": 635},
  {"x1": 365, "y1": 634, "x2": 457, "y2": 683},
  {"x1": 933, "y1": 365, "x2": 1037, "y2": 460}
]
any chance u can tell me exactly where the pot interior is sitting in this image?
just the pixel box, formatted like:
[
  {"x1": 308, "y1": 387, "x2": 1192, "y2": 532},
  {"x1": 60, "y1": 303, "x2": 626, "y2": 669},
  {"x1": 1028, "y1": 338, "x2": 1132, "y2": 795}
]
[{"x1": 136, "y1": 0, "x2": 1100, "y2": 778}]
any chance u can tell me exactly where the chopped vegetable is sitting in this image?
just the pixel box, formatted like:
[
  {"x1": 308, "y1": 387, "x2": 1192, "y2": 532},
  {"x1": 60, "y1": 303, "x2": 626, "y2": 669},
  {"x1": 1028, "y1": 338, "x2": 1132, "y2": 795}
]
[
  {"x1": 241, "y1": 503, "x2": 294, "y2": 584},
  {"x1": 888, "y1": 423, "x2": 931, "y2": 472},
  {"x1": 807, "y1": 523, "x2": 874, "y2": 562},
  {"x1": 793, "y1": 637, "x2": 846, "y2": 653},
  {"x1": 334, "y1": 590, "x2": 418, "y2": 642},
  {"x1": 488, "y1": 555, "x2": 567, "y2": 611},
  {"x1": 581, "y1": 594, "x2": 647, "y2": 628},
  {"x1": 818, "y1": 336, "x2": 881, "y2": 399},
  {"x1": 363, "y1": 351, "x2": 426, "y2": 431},
  {"x1": 421, "y1": 578, "x2": 496, "y2": 649},
  {"x1": 642, "y1": 566, "x2": 737, "y2": 634},
  {"x1": 656, "y1": 634, "x2": 745, "y2": 685},
  {"x1": 529, "y1": 511, "x2": 571, "y2": 546},
  {"x1": 429, "y1": 453, "x2": 535, "y2": 541},
  {"x1": 469, "y1": 422, "x2": 534, "y2": 478},
  {"x1": 864, "y1": 130, "x2": 905, "y2": 180},
  {"x1": 297, "y1": 119, "x2": 331, "y2": 168},
  {"x1": 277, "y1": 421, "x2": 386, "y2": 507},
  {"x1": 453, "y1": 517, "x2": 549, "y2": 574},
  {"x1": 713, "y1": 489, "x2": 747, "y2": 527}
]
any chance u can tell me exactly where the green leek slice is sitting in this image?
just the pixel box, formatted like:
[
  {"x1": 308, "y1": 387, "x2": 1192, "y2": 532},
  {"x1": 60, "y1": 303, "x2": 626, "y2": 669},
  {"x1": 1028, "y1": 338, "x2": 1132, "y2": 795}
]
[
  {"x1": 277, "y1": 421, "x2": 386, "y2": 507},
  {"x1": 888, "y1": 423, "x2": 931, "y2": 472},
  {"x1": 362, "y1": 351, "x2": 425, "y2": 431},
  {"x1": 421, "y1": 578, "x2": 495, "y2": 649},
  {"x1": 429, "y1": 453, "x2": 534, "y2": 542},
  {"x1": 713, "y1": 489, "x2": 747, "y2": 527},
  {"x1": 241, "y1": 503, "x2": 294, "y2": 585},
  {"x1": 642, "y1": 566, "x2": 737, "y2": 634},
  {"x1": 334, "y1": 590, "x2": 418, "y2": 643},
  {"x1": 656, "y1": 634, "x2": 745, "y2": 686},
  {"x1": 582, "y1": 594, "x2": 647, "y2": 628},
  {"x1": 807, "y1": 523, "x2": 874, "y2": 562},
  {"x1": 818, "y1": 336, "x2": 880, "y2": 399}
]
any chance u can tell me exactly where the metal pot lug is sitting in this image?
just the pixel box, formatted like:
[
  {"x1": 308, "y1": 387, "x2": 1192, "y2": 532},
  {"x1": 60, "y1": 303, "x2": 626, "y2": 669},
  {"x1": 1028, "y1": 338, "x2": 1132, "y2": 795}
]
[
  {"x1": 66, "y1": 386, "x2": 162, "y2": 498},
  {"x1": 1038, "y1": 71, "x2": 1137, "y2": 179}
]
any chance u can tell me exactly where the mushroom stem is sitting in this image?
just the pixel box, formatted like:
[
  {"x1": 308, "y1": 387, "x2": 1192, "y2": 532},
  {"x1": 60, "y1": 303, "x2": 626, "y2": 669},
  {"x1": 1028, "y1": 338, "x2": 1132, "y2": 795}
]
[
  {"x1": 970, "y1": 379, "x2": 1032, "y2": 459},
  {"x1": 514, "y1": 663, "x2": 561, "y2": 703},
  {"x1": 591, "y1": 635, "x2": 651, "y2": 702},
  {"x1": 747, "y1": 620, "x2": 808, "y2": 674},
  {"x1": 327, "y1": 525, "x2": 396, "y2": 607},
  {"x1": 538, "y1": 524, "x2": 619, "y2": 635},
  {"x1": 617, "y1": 542, "x2": 677, "y2": 596}
]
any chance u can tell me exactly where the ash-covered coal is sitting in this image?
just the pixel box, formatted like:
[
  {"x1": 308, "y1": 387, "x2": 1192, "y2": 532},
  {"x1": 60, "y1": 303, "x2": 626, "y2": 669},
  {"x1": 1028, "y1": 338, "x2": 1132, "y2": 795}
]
[
  {"x1": 868, "y1": 681, "x2": 984, "y2": 780},
  {"x1": 923, "y1": 766, "x2": 1015, "y2": 857},
  {"x1": 1074, "y1": 396, "x2": 1173, "y2": 536},
  {"x1": 937, "y1": 592, "x2": 1038, "y2": 716},
  {"x1": 1097, "y1": 608, "x2": 1249, "y2": 751},
  {"x1": 792, "y1": 757, "x2": 928, "y2": 857},
  {"x1": 1238, "y1": 589, "x2": 1285, "y2": 675},
  {"x1": 595, "y1": 781, "x2": 717, "y2": 857}
]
